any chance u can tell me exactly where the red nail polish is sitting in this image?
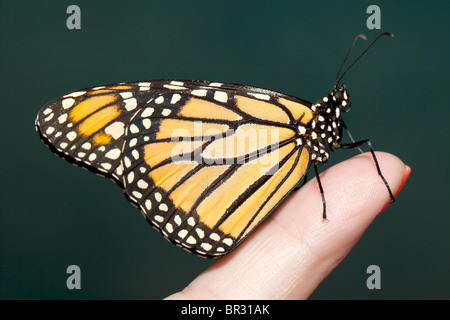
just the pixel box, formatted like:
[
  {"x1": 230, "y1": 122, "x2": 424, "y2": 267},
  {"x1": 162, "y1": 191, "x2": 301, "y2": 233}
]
[{"x1": 378, "y1": 166, "x2": 411, "y2": 215}]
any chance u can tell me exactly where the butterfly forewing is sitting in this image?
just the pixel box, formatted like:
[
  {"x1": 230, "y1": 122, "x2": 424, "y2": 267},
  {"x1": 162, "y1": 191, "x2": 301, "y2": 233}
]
[
  {"x1": 36, "y1": 83, "x2": 159, "y2": 182},
  {"x1": 36, "y1": 80, "x2": 314, "y2": 257}
]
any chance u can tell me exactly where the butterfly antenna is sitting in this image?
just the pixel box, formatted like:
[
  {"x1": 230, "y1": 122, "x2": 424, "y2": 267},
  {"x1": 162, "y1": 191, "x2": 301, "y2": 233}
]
[
  {"x1": 334, "y1": 34, "x2": 367, "y2": 88},
  {"x1": 336, "y1": 32, "x2": 394, "y2": 86}
]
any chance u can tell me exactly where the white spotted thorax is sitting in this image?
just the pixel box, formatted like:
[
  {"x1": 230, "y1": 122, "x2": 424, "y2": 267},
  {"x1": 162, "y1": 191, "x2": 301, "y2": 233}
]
[{"x1": 304, "y1": 84, "x2": 351, "y2": 163}]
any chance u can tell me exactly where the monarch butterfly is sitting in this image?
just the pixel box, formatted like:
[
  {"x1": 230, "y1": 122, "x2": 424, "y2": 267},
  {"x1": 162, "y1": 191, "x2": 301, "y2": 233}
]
[{"x1": 35, "y1": 33, "x2": 395, "y2": 258}]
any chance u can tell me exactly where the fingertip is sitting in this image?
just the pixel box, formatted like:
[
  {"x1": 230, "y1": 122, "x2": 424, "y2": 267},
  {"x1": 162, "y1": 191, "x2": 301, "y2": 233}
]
[
  {"x1": 327, "y1": 151, "x2": 407, "y2": 220},
  {"x1": 270, "y1": 151, "x2": 408, "y2": 263},
  {"x1": 378, "y1": 162, "x2": 411, "y2": 214}
]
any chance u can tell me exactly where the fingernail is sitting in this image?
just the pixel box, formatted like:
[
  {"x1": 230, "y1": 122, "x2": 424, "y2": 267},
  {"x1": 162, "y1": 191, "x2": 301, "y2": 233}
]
[{"x1": 378, "y1": 165, "x2": 411, "y2": 215}]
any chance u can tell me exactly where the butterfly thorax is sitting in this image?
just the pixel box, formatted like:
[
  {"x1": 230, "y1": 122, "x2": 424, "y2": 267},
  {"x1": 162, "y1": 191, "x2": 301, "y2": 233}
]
[{"x1": 303, "y1": 85, "x2": 350, "y2": 164}]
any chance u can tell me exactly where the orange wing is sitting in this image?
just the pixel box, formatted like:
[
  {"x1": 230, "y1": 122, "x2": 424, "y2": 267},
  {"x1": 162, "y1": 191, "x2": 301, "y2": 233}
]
[{"x1": 36, "y1": 80, "x2": 314, "y2": 257}]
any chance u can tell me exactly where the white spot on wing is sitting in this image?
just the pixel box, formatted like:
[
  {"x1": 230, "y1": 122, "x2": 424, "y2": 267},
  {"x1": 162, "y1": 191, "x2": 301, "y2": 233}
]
[
  {"x1": 164, "y1": 84, "x2": 188, "y2": 90},
  {"x1": 62, "y1": 98, "x2": 75, "y2": 109},
  {"x1": 124, "y1": 156, "x2": 131, "y2": 168},
  {"x1": 44, "y1": 113, "x2": 54, "y2": 121},
  {"x1": 141, "y1": 107, "x2": 154, "y2": 117},
  {"x1": 82, "y1": 142, "x2": 92, "y2": 150},
  {"x1": 127, "y1": 171, "x2": 135, "y2": 183},
  {"x1": 298, "y1": 125, "x2": 306, "y2": 135},
  {"x1": 165, "y1": 222, "x2": 173, "y2": 232},
  {"x1": 105, "y1": 121, "x2": 125, "y2": 139},
  {"x1": 64, "y1": 91, "x2": 85, "y2": 98},
  {"x1": 105, "y1": 148, "x2": 121, "y2": 160},
  {"x1": 129, "y1": 138, "x2": 137, "y2": 147},
  {"x1": 66, "y1": 131, "x2": 77, "y2": 141},
  {"x1": 195, "y1": 228, "x2": 205, "y2": 239},
  {"x1": 124, "y1": 98, "x2": 137, "y2": 111},
  {"x1": 186, "y1": 236, "x2": 196, "y2": 245},
  {"x1": 132, "y1": 191, "x2": 142, "y2": 199},
  {"x1": 214, "y1": 91, "x2": 228, "y2": 103},
  {"x1": 178, "y1": 229, "x2": 188, "y2": 238},
  {"x1": 223, "y1": 238, "x2": 233, "y2": 246},
  {"x1": 191, "y1": 89, "x2": 207, "y2": 97},
  {"x1": 248, "y1": 92, "x2": 270, "y2": 100},
  {"x1": 58, "y1": 114, "x2": 68, "y2": 124},
  {"x1": 201, "y1": 243, "x2": 212, "y2": 251},
  {"x1": 187, "y1": 217, "x2": 195, "y2": 226},
  {"x1": 170, "y1": 94, "x2": 181, "y2": 104},
  {"x1": 155, "y1": 96, "x2": 164, "y2": 104},
  {"x1": 137, "y1": 179, "x2": 148, "y2": 189},
  {"x1": 101, "y1": 163, "x2": 112, "y2": 170},
  {"x1": 120, "y1": 92, "x2": 133, "y2": 99},
  {"x1": 209, "y1": 233, "x2": 220, "y2": 241},
  {"x1": 129, "y1": 124, "x2": 139, "y2": 134},
  {"x1": 142, "y1": 118, "x2": 151, "y2": 129}
]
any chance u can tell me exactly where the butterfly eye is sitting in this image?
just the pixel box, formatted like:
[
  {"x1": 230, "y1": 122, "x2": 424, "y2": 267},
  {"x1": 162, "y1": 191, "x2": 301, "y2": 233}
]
[{"x1": 334, "y1": 91, "x2": 343, "y2": 100}]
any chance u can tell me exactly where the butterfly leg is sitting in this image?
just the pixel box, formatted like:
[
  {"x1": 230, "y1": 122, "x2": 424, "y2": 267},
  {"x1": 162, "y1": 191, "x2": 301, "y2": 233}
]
[
  {"x1": 313, "y1": 163, "x2": 328, "y2": 220},
  {"x1": 342, "y1": 120, "x2": 363, "y2": 154},
  {"x1": 338, "y1": 139, "x2": 395, "y2": 203}
]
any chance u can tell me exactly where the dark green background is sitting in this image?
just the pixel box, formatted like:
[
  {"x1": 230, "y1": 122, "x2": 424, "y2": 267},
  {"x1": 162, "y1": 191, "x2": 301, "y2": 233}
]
[{"x1": 1, "y1": 0, "x2": 448, "y2": 299}]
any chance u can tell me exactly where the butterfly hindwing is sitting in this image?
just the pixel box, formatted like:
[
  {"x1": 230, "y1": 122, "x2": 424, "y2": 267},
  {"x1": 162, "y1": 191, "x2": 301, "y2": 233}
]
[{"x1": 36, "y1": 80, "x2": 314, "y2": 257}]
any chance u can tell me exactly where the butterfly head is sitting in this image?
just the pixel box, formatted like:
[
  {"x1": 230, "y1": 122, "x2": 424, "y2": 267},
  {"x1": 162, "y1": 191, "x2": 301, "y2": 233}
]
[{"x1": 331, "y1": 84, "x2": 351, "y2": 113}]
